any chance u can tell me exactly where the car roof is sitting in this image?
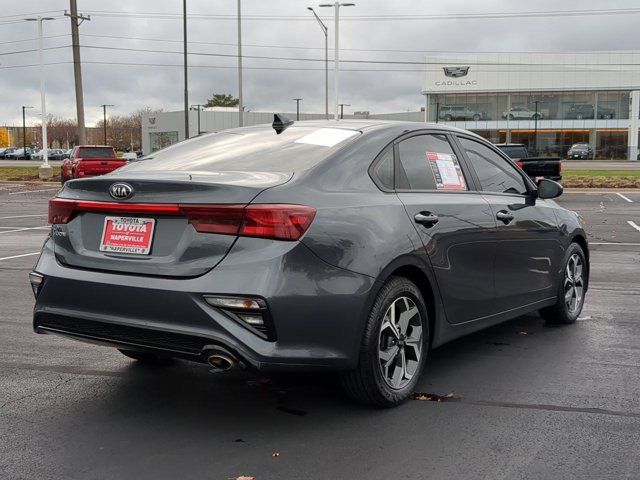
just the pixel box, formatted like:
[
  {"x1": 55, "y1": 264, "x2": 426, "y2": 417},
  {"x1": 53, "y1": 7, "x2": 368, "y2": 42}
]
[
  {"x1": 494, "y1": 143, "x2": 525, "y2": 147},
  {"x1": 227, "y1": 119, "x2": 485, "y2": 139}
]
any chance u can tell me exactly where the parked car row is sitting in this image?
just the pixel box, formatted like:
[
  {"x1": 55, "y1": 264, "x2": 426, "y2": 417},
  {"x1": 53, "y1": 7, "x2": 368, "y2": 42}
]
[
  {"x1": 438, "y1": 103, "x2": 618, "y2": 122},
  {"x1": 0, "y1": 147, "x2": 73, "y2": 160}
]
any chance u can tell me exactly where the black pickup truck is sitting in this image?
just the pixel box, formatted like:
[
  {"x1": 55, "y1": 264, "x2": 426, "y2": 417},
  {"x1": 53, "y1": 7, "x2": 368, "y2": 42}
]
[{"x1": 494, "y1": 143, "x2": 562, "y2": 183}]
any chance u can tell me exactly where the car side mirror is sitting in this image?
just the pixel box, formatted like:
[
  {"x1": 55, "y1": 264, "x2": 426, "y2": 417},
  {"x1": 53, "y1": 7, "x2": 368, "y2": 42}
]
[{"x1": 536, "y1": 179, "x2": 563, "y2": 199}]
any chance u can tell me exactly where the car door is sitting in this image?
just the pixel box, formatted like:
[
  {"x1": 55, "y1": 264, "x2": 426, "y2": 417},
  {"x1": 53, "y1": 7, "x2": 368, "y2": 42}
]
[
  {"x1": 455, "y1": 135, "x2": 564, "y2": 313},
  {"x1": 393, "y1": 131, "x2": 498, "y2": 324}
]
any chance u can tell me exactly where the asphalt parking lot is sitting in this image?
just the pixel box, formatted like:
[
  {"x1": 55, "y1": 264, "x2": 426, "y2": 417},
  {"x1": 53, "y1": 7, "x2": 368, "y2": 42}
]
[{"x1": 1, "y1": 184, "x2": 639, "y2": 480}]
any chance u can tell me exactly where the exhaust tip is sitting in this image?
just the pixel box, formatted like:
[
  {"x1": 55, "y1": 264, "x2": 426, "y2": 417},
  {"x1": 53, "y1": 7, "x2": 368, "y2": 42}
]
[{"x1": 207, "y1": 354, "x2": 236, "y2": 372}]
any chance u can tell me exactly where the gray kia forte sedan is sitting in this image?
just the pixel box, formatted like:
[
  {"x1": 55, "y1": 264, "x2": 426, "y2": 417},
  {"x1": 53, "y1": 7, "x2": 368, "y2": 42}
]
[{"x1": 31, "y1": 119, "x2": 588, "y2": 407}]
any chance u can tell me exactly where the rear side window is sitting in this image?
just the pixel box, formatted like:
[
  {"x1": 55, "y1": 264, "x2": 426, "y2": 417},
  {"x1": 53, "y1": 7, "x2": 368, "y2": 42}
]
[
  {"x1": 372, "y1": 147, "x2": 394, "y2": 190},
  {"x1": 458, "y1": 137, "x2": 527, "y2": 195},
  {"x1": 397, "y1": 134, "x2": 462, "y2": 191},
  {"x1": 78, "y1": 147, "x2": 116, "y2": 159}
]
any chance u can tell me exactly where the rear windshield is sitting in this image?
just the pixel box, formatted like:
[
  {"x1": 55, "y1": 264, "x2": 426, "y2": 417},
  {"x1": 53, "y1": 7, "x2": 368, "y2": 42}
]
[
  {"x1": 123, "y1": 126, "x2": 361, "y2": 173},
  {"x1": 77, "y1": 147, "x2": 115, "y2": 158},
  {"x1": 571, "y1": 144, "x2": 589, "y2": 151},
  {"x1": 498, "y1": 146, "x2": 527, "y2": 159}
]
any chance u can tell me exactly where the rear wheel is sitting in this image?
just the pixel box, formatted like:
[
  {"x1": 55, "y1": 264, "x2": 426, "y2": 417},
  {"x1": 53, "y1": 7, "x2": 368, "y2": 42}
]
[
  {"x1": 472, "y1": 114, "x2": 481, "y2": 121},
  {"x1": 341, "y1": 276, "x2": 429, "y2": 407},
  {"x1": 118, "y1": 349, "x2": 171, "y2": 364},
  {"x1": 539, "y1": 242, "x2": 587, "y2": 324}
]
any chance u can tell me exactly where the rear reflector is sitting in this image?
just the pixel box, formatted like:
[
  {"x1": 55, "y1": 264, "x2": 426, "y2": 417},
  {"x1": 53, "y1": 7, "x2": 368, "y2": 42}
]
[
  {"x1": 516, "y1": 161, "x2": 524, "y2": 168},
  {"x1": 48, "y1": 199, "x2": 316, "y2": 241}
]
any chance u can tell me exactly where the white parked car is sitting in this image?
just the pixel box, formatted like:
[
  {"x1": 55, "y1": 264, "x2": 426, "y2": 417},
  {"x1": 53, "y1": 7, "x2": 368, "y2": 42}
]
[
  {"x1": 121, "y1": 152, "x2": 138, "y2": 162},
  {"x1": 31, "y1": 149, "x2": 65, "y2": 161},
  {"x1": 502, "y1": 107, "x2": 543, "y2": 120}
]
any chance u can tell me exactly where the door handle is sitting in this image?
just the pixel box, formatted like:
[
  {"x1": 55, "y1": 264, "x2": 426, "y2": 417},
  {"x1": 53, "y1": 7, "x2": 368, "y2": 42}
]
[
  {"x1": 496, "y1": 210, "x2": 514, "y2": 224},
  {"x1": 414, "y1": 212, "x2": 439, "y2": 227}
]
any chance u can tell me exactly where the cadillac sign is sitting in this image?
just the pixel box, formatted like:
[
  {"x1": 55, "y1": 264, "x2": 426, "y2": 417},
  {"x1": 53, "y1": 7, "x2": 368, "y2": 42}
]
[
  {"x1": 435, "y1": 66, "x2": 477, "y2": 87},
  {"x1": 443, "y1": 66, "x2": 470, "y2": 78}
]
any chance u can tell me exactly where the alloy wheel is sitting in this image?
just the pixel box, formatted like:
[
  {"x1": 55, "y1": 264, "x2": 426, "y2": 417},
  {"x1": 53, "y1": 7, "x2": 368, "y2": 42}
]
[
  {"x1": 564, "y1": 253, "x2": 584, "y2": 314},
  {"x1": 378, "y1": 296, "x2": 423, "y2": 390}
]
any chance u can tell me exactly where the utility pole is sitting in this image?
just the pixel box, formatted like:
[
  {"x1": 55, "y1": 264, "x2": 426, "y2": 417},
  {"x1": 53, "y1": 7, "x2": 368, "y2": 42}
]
[
  {"x1": 65, "y1": 1, "x2": 90, "y2": 145},
  {"x1": 319, "y1": 2, "x2": 355, "y2": 120},
  {"x1": 21, "y1": 106, "x2": 33, "y2": 156},
  {"x1": 101, "y1": 104, "x2": 114, "y2": 144},
  {"x1": 26, "y1": 16, "x2": 54, "y2": 179},
  {"x1": 533, "y1": 100, "x2": 539, "y2": 155},
  {"x1": 191, "y1": 104, "x2": 203, "y2": 134},
  {"x1": 293, "y1": 98, "x2": 302, "y2": 120},
  {"x1": 237, "y1": 0, "x2": 244, "y2": 127},
  {"x1": 183, "y1": 0, "x2": 189, "y2": 139},
  {"x1": 307, "y1": 7, "x2": 329, "y2": 119},
  {"x1": 339, "y1": 103, "x2": 350, "y2": 119}
]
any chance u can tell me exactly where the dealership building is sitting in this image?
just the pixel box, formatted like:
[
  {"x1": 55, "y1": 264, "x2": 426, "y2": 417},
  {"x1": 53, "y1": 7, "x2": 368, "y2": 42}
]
[
  {"x1": 422, "y1": 52, "x2": 640, "y2": 159},
  {"x1": 142, "y1": 51, "x2": 639, "y2": 159}
]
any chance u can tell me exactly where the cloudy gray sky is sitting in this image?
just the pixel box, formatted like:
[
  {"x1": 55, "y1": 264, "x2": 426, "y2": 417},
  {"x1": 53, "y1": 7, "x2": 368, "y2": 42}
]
[{"x1": 1, "y1": 0, "x2": 638, "y2": 127}]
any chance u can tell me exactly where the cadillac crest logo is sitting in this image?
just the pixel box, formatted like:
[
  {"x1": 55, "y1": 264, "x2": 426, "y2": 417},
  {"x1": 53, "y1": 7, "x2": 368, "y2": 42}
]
[{"x1": 443, "y1": 66, "x2": 470, "y2": 78}]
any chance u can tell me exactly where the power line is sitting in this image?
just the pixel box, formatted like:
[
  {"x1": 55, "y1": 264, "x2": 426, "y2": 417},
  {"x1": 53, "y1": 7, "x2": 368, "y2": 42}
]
[
  {"x1": 1, "y1": 59, "x2": 639, "y2": 75},
  {"x1": 78, "y1": 33, "x2": 640, "y2": 55},
  {"x1": 77, "y1": 44, "x2": 640, "y2": 67},
  {"x1": 82, "y1": 7, "x2": 640, "y2": 21}
]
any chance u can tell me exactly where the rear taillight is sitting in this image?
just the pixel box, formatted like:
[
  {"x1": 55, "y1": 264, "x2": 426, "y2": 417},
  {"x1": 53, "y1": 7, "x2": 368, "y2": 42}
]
[
  {"x1": 48, "y1": 199, "x2": 316, "y2": 241},
  {"x1": 516, "y1": 161, "x2": 524, "y2": 169},
  {"x1": 241, "y1": 204, "x2": 316, "y2": 241},
  {"x1": 48, "y1": 198, "x2": 76, "y2": 224},
  {"x1": 180, "y1": 205, "x2": 244, "y2": 235}
]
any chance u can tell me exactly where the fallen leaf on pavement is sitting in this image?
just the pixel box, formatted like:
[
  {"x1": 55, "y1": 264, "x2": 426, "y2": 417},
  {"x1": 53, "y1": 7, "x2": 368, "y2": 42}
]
[{"x1": 410, "y1": 392, "x2": 461, "y2": 402}]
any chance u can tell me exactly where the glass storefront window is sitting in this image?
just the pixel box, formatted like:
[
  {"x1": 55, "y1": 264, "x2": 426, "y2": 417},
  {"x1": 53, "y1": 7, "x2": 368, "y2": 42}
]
[{"x1": 150, "y1": 131, "x2": 179, "y2": 152}]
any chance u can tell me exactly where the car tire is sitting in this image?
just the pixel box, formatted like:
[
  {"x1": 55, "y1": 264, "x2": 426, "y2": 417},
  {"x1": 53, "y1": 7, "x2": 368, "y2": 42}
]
[
  {"x1": 539, "y1": 242, "x2": 587, "y2": 325},
  {"x1": 118, "y1": 348, "x2": 172, "y2": 363},
  {"x1": 603, "y1": 114, "x2": 612, "y2": 119},
  {"x1": 508, "y1": 114, "x2": 515, "y2": 120},
  {"x1": 472, "y1": 114, "x2": 481, "y2": 121},
  {"x1": 340, "y1": 276, "x2": 429, "y2": 407},
  {"x1": 444, "y1": 115, "x2": 452, "y2": 121}
]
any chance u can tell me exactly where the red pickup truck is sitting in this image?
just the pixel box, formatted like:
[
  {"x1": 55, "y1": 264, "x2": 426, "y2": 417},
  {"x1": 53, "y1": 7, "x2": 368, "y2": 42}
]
[{"x1": 60, "y1": 146, "x2": 127, "y2": 185}]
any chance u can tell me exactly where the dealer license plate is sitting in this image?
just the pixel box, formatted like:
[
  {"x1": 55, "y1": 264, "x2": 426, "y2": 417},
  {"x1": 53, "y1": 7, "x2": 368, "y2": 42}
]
[{"x1": 99, "y1": 216, "x2": 155, "y2": 255}]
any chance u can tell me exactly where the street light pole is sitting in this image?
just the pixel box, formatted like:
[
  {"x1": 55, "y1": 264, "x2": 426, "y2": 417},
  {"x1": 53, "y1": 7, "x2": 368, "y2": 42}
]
[
  {"x1": 293, "y1": 98, "x2": 302, "y2": 120},
  {"x1": 25, "y1": 16, "x2": 54, "y2": 179},
  {"x1": 237, "y1": 0, "x2": 244, "y2": 127},
  {"x1": 21, "y1": 106, "x2": 33, "y2": 156},
  {"x1": 319, "y1": 2, "x2": 355, "y2": 121},
  {"x1": 534, "y1": 100, "x2": 539, "y2": 155},
  {"x1": 183, "y1": 0, "x2": 189, "y2": 139},
  {"x1": 307, "y1": 7, "x2": 329, "y2": 120},
  {"x1": 101, "y1": 104, "x2": 114, "y2": 144}
]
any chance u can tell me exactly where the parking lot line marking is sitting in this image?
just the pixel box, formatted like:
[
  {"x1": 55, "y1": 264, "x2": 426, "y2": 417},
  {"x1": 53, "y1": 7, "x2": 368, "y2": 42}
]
[
  {"x1": 0, "y1": 252, "x2": 40, "y2": 261},
  {"x1": 8, "y1": 188, "x2": 59, "y2": 195},
  {"x1": 0, "y1": 214, "x2": 47, "y2": 219},
  {"x1": 0, "y1": 226, "x2": 49, "y2": 234},
  {"x1": 628, "y1": 221, "x2": 640, "y2": 233},
  {"x1": 590, "y1": 242, "x2": 640, "y2": 246},
  {"x1": 616, "y1": 193, "x2": 634, "y2": 203}
]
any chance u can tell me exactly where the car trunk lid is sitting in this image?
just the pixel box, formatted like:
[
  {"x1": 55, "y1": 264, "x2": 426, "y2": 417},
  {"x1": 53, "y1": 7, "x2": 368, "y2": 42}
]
[{"x1": 51, "y1": 171, "x2": 292, "y2": 277}]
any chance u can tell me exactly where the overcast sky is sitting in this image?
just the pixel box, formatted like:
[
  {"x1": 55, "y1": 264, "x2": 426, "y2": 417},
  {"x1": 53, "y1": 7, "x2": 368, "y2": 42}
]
[{"x1": 1, "y1": 0, "x2": 638, "y2": 126}]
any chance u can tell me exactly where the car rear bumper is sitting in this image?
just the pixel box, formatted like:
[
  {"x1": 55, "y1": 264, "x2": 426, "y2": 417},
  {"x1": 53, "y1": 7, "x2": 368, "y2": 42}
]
[{"x1": 33, "y1": 237, "x2": 375, "y2": 371}]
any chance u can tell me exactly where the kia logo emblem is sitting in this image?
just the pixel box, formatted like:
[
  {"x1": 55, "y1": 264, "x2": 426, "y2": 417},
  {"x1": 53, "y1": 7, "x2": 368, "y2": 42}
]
[{"x1": 109, "y1": 183, "x2": 134, "y2": 200}]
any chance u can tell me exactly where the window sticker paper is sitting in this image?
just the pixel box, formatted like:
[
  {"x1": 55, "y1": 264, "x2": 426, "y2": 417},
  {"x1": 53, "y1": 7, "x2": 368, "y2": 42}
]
[
  {"x1": 427, "y1": 152, "x2": 467, "y2": 191},
  {"x1": 294, "y1": 128, "x2": 359, "y2": 147}
]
